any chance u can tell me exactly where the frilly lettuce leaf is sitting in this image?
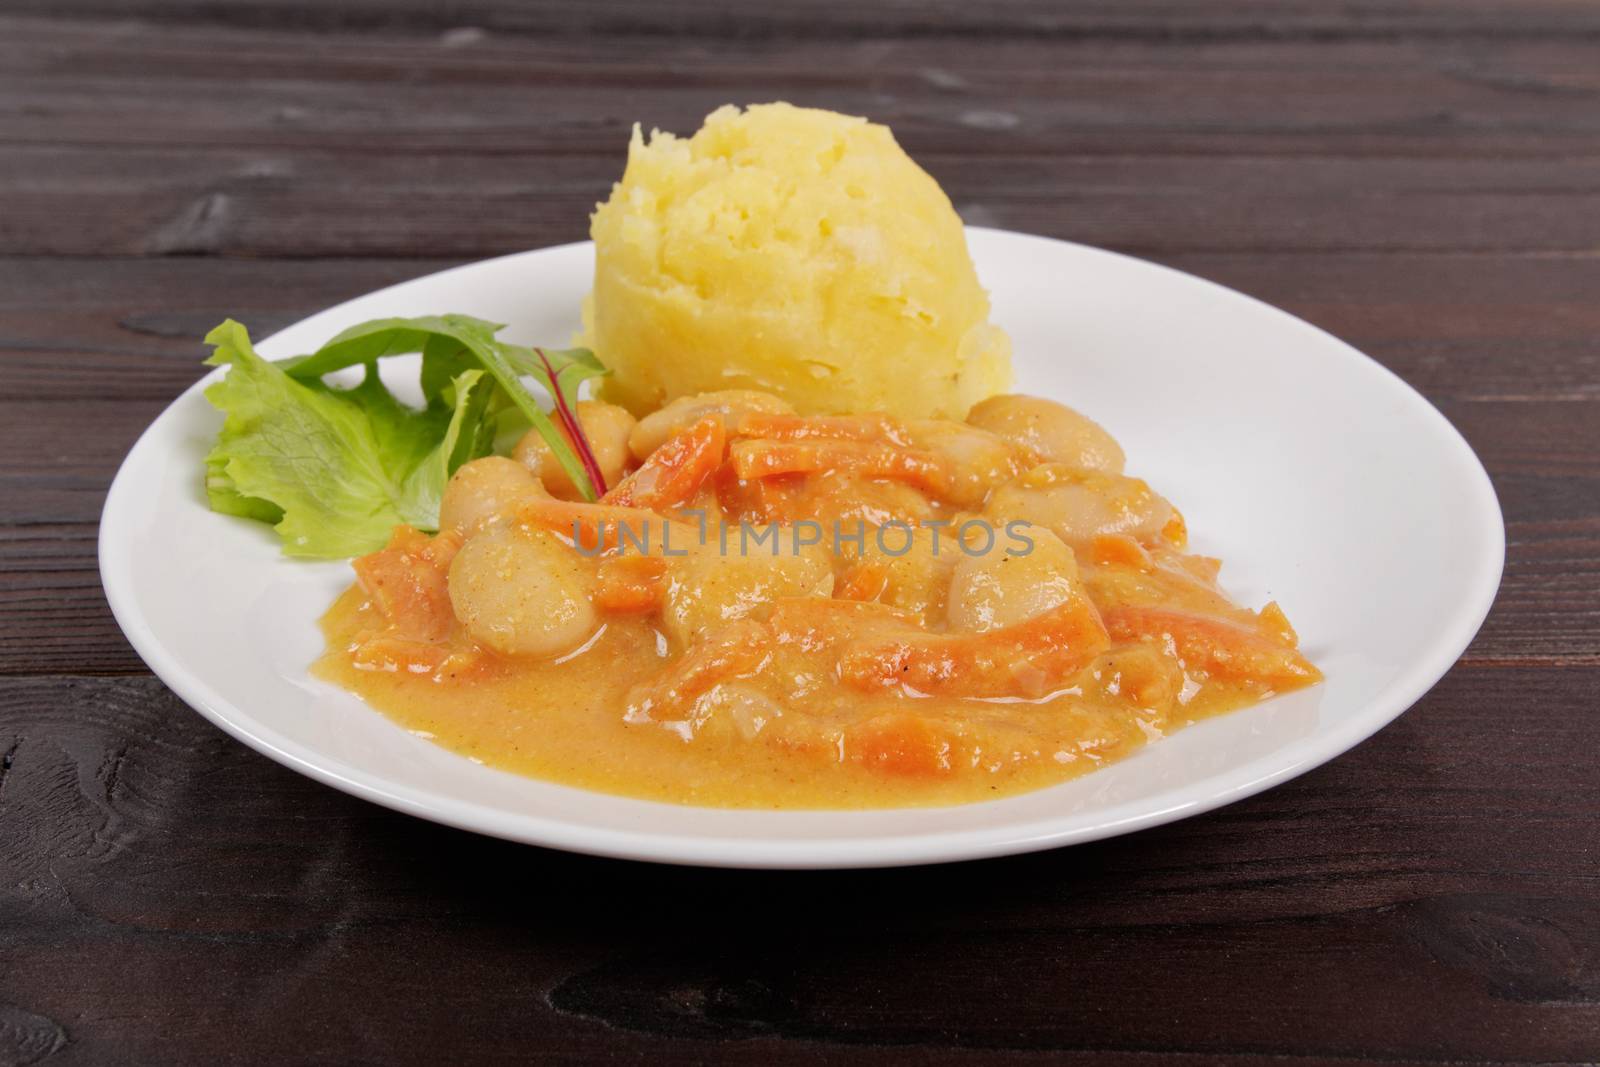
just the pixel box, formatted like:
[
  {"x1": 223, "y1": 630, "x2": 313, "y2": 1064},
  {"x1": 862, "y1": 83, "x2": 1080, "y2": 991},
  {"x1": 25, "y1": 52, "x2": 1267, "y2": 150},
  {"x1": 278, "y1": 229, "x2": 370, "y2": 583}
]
[{"x1": 201, "y1": 319, "x2": 495, "y2": 558}]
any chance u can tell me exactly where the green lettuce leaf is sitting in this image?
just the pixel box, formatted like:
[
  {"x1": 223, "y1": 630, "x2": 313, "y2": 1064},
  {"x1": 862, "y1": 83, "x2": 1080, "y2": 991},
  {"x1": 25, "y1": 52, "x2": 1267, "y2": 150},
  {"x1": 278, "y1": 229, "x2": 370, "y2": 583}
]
[
  {"x1": 284, "y1": 314, "x2": 607, "y2": 498},
  {"x1": 500, "y1": 343, "x2": 609, "y2": 401},
  {"x1": 202, "y1": 319, "x2": 494, "y2": 558}
]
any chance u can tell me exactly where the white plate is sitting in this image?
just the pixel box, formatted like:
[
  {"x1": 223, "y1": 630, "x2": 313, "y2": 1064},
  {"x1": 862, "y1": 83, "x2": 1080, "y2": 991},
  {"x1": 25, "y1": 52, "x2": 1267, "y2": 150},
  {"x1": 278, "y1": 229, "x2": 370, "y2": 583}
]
[{"x1": 100, "y1": 228, "x2": 1503, "y2": 869}]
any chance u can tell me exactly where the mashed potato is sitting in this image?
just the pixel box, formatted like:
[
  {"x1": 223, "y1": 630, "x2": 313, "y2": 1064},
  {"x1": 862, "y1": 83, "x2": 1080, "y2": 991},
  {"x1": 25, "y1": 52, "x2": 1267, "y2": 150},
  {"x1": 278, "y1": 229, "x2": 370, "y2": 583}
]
[{"x1": 583, "y1": 103, "x2": 1011, "y2": 419}]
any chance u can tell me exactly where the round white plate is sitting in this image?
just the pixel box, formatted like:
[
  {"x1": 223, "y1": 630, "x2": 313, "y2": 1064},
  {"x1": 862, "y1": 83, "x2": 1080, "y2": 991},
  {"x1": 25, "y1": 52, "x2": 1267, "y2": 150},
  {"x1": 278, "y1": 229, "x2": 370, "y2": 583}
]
[{"x1": 100, "y1": 228, "x2": 1504, "y2": 869}]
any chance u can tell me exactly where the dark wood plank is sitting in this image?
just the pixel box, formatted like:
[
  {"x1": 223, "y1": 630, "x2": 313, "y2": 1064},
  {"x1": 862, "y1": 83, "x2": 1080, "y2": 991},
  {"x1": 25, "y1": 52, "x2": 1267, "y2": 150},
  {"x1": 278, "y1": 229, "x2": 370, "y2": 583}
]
[
  {"x1": 9, "y1": 18, "x2": 1600, "y2": 153},
  {"x1": 0, "y1": 667, "x2": 1596, "y2": 1063},
  {"x1": 0, "y1": 257, "x2": 458, "y2": 401},
  {"x1": 12, "y1": 142, "x2": 1600, "y2": 260},
  {"x1": 7, "y1": 17, "x2": 1600, "y2": 258},
  {"x1": 9, "y1": 0, "x2": 1600, "y2": 38}
]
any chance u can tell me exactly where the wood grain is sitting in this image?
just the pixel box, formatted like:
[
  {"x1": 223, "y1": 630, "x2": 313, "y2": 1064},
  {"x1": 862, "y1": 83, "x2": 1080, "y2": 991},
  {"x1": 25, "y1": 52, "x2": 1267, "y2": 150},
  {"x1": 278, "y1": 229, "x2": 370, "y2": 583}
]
[
  {"x1": 2, "y1": 1, "x2": 1598, "y2": 1063},
  {"x1": 10, "y1": 0, "x2": 1600, "y2": 38},
  {"x1": 1, "y1": 667, "x2": 1597, "y2": 1063},
  {"x1": 7, "y1": 15, "x2": 1600, "y2": 262}
]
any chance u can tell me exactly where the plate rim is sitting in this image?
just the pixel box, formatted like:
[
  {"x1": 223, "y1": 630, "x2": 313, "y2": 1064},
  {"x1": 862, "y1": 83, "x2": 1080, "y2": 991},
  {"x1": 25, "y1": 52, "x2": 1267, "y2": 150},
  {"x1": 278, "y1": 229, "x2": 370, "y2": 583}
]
[{"x1": 98, "y1": 227, "x2": 1506, "y2": 869}]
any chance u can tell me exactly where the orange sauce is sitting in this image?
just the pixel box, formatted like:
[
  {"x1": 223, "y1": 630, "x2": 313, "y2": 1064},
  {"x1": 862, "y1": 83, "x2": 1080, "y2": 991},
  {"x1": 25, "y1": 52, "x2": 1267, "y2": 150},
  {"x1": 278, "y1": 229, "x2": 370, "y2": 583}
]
[
  {"x1": 315, "y1": 397, "x2": 1321, "y2": 809},
  {"x1": 317, "y1": 588, "x2": 1293, "y2": 807}
]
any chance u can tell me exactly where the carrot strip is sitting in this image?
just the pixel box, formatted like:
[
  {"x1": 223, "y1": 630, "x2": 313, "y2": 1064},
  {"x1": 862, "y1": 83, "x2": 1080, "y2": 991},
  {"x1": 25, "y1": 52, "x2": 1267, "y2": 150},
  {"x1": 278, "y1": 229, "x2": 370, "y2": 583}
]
[
  {"x1": 595, "y1": 556, "x2": 669, "y2": 614},
  {"x1": 623, "y1": 619, "x2": 771, "y2": 722},
  {"x1": 732, "y1": 412, "x2": 911, "y2": 446},
  {"x1": 1102, "y1": 605, "x2": 1321, "y2": 688},
  {"x1": 846, "y1": 714, "x2": 954, "y2": 778},
  {"x1": 832, "y1": 593, "x2": 1111, "y2": 699},
  {"x1": 514, "y1": 498, "x2": 681, "y2": 554},
  {"x1": 728, "y1": 438, "x2": 952, "y2": 496},
  {"x1": 350, "y1": 525, "x2": 462, "y2": 641},
  {"x1": 605, "y1": 416, "x2": 725, "y2": 510}
]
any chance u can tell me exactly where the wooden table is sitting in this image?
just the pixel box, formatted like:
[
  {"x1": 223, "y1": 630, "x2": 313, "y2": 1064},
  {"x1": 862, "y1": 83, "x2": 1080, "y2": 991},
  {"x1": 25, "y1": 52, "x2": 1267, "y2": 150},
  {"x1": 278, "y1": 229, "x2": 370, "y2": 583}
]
[{"x1": 4, "y1": 2, "x2": 1598, "y2": 1062}]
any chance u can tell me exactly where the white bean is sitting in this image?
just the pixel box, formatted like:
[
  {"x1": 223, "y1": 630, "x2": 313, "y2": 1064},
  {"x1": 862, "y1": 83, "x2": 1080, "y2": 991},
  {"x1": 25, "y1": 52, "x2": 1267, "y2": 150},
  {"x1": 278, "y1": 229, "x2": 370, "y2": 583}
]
[
  {"x1": 947, "y1": 527, "x2": 1081, "y2": 632},
  {"x1": 852, "y1": 524, "x2": 957, "y2": 620},
  {"x1": 985, "y1": 465, "x2": 1173, "y2": 547},
  {"x1": 628, "y1": 389, "x2": 793, "y2": 461},
  {"x1": 447, "y1": 525, "x2": 597, "y2": 657},
  {"x1": 966, "y1": 394, "x2": 1125, "y2": 473},
  {"x1": 904, "y1": 419, "x2": 1028, "y2": 508},
  {"x1": 662, "y1": 530, "x2": 833, "y2": 647},
  {"x1": 438, "y1": 456, "x2": 546, "y2": 535},
  {"x1": 513, "y1": 401, "x2": 636, "y2": 498}
]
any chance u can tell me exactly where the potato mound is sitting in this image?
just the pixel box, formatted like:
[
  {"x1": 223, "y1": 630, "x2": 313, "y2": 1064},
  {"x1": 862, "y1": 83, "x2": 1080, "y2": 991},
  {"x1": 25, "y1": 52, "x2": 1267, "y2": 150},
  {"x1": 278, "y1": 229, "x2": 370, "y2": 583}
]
[{"x1": 583, "y1": 103, "x2": 1011, "y2": 418}]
